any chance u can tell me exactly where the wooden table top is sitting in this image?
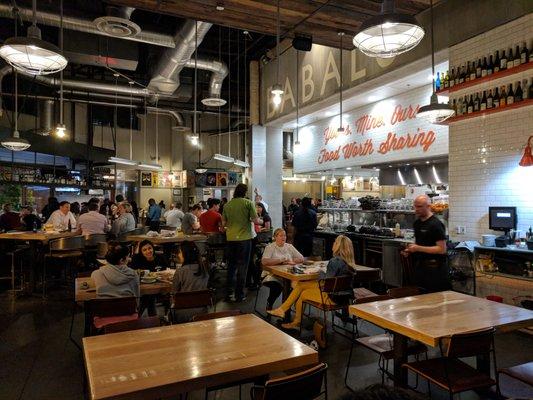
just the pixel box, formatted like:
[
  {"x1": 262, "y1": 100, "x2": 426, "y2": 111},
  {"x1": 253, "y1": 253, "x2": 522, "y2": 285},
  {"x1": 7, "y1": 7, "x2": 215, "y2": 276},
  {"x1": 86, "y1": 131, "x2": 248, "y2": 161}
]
[
  {"x1": 349, "y1": 291, "x2": 533, "y2": 347},
  {"x1": 0, "y1": 230, "x2": 78, "y2": 243},
  {"x1": 262, "y1": 262, "x2": 379, "y2": 282},
  {"x1": 126, "y1": 233, "x2": 207, "y2": 244},
  {"x1": 75, "y1": 276, "x2": 173, "y2": 302},
  {"x1": 82, "y1": 313, "x2": 318, "y2": 400}
]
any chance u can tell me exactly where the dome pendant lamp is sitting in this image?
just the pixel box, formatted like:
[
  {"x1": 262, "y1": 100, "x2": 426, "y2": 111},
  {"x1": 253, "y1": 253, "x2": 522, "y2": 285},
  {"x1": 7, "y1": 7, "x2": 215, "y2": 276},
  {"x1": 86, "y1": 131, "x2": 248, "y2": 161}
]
[
  {"x1": 416, "y1": 0, "x2": 454, "y2": 124},
  {"x1": 0, "y1": 0, "x2": 67, "y2": 75},
  {"x1": 1, "y1": 69, "x2": 30, "y2": 151},
  {"x1": 353, "y1": 0, "x2": 424, "y2": 58},
  {"x1": 271, "y1": 0, "x2": 284, "y2": 107}
]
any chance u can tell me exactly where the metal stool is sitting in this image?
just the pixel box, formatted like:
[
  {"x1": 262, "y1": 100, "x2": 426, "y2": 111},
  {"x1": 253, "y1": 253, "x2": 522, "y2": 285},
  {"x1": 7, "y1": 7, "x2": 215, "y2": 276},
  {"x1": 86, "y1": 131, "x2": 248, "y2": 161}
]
[{"x1": 3, "y1": 245, "x2": 29, "y2": 297}]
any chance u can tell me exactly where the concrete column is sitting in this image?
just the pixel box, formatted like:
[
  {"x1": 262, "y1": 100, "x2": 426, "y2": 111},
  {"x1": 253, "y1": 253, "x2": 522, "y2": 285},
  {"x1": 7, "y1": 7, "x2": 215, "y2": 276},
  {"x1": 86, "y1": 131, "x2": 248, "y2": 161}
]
[{"x1": 251, "y1": 125, "x2": 283, "y2": 229}]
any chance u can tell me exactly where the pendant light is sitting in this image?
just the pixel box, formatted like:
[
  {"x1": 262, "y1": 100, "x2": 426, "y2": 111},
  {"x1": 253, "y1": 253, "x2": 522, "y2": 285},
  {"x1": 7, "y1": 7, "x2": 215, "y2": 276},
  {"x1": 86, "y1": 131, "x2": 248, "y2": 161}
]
[
  {"x1": 190, "y1": 21, "x2": 200, "y2": 147},
  {"x1": 233, "y1": 31, "x2": 249, "y2": 168},
  {"x1": 353, "y1": 0, "x2": 424, "y2": 58},
  {"x1": 1, "y1": 13, "x2": 30, "y2": 151},
  {"x1": 416, "y1": 0, "x2": 454, "y2": 123},
  {"x1": 270, "y1": 0, "x2": 284, "y2": 107},
  {"x1": 519, "y1": 136, "x2": 533, "y2": 167},
  {"x1": 55, "y1": 0, "x2": 66, "y2": 138},
  {"x1": 337, "y1": 32, "x2": 345, "y2": 133},
  {"x1": 0, "y1": 0, "x2": 67, "y2": 75},
  {"x1": 139, "y1": 96, "x2": 162, "y2": 170},
  {"x1": 294, "y1": 49, "x2": 300, "y2": 146}
]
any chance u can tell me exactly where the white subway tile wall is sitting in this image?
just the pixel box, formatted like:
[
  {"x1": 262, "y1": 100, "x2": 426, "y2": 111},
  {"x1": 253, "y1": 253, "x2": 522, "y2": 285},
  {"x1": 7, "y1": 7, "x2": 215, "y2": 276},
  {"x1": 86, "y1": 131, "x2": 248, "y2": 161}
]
[{"x1": 448, "y1": 13, "x2": 533, "y2": 242}]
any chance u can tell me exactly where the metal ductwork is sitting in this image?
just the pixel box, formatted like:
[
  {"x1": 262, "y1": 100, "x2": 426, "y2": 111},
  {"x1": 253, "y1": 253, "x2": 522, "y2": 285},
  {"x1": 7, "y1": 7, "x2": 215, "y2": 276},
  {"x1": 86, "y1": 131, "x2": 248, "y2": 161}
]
[
  {"x1": 186, "y1": 59, "x2": 228, "y2": 106},
  {"x1": 93, "y1": 6, "x2": 140, "y2": 38},
  {"x1": 35, "y1": 100, "x2": 55, "y2": 136},
  {"x1": 148, "y1": 20, "x2": 213, "y2": 94},
  {"x1": 0, "y1": 4, "x2": 175, "y2": 48},
  {"x1": 145, "y1": 107, "x2": 185, "y2": 128},
  {"x1": 283, "y1": 131, "x2": 294, "y2": 163}
]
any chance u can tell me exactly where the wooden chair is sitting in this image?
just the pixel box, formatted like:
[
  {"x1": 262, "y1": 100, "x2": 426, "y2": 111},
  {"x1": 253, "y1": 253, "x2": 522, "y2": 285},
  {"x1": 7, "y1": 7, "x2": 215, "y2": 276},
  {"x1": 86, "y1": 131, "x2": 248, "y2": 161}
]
[
  {"x1": 388, "y1": 286, "x2": 421, "y2": 298},
  {"x1": 84, "y1": 296, "x2": 138, "y2": 336},
  {"x1": 170, "y1": 289, "x2": 215, "y2": 323},
  {"x1": 497, "y1": 361, "x2": 533, "y2": 396},
  {"x1": 251, "y1": 362, "x2": 328, "y2": 400},
  {"x1": 103, "y1": 316, "x2": 161, "y2": 334},
  {"x1": 43, "y1": 235, "x2": 85, "y2": 298},
  {"x1": 301, "y1": 274, "x2": 354, "y2": 348},
  {"x1": 192, "y1": 310, "x2": 242, "y2": 322},
  {"x1": 403, "y1": 327, "x2": 499, "y2": 399}
]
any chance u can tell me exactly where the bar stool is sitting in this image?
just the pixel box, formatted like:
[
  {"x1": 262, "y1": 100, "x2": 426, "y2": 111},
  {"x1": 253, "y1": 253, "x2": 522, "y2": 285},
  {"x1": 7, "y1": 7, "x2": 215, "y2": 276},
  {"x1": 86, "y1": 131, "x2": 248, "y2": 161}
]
[
  {"x1": 42, "y1": 235, "x2": 85, "y2": 298},
  {"x1": 2, "y1": 245, "x2": 29, "y2": 297}
]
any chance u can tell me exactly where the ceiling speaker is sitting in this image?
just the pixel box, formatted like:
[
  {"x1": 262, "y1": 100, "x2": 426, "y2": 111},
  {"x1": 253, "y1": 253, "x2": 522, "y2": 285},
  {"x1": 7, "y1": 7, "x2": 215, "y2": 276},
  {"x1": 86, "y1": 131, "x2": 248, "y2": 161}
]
[{"x1": 292, "y1": 35, "x2": 313, "y2": 52}]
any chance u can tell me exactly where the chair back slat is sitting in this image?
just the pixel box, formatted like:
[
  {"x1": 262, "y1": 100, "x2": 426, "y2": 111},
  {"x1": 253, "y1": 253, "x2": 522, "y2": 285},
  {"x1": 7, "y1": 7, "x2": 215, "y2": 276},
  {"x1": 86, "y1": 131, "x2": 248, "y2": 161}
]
[
  {"x1": 445, "y1": 327, "x2": 495, "y2": 358},
  {"x1": 85, "y1": 296, "x2": 138, "y2": 318},
  {"x1": 192, "y1": 310, "x2": 242, "y2": 322},
  {"x1": 388, "y1": 286, "x2": 420, "y2": 299},
  {"x1": 172, "y1": 289, "x2": 213, "y2": 310},
  {"x1": 256, "y1": 363, "x2": 327, "y2": 400},
  {"x1": 256, "y1": 229, "x2": 273, "y2": 244},
  {"x1": 104, "y1": 316, "x2": 160, "y2": 334},
  {"x1": 354, "y1": 294, "x2": 391, "y2": 304},
  {"x1": 319, "y1": 274, "x2": 353, "y2": 294},
  {"x1": 49, "y1": 235, "x2": 85, "y2": 251}
]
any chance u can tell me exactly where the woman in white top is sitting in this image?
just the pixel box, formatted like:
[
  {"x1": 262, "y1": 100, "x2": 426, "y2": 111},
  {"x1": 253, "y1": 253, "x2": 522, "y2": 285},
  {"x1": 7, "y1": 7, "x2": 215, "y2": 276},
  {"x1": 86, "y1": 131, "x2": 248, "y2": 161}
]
[
  {"x1": 111, "y1": 202, "x2": 136, "y2": 236},
  {"x1": 261, "y1": 228, "x2": 304, "y2": 310}
]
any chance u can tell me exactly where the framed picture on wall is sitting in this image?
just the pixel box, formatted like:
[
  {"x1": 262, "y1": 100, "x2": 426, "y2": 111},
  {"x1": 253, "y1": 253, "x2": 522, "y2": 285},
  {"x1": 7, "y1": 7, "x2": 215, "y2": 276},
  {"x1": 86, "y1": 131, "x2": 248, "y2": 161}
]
[
  {"x1": 206, "y1": 172, "x2": 217, "y2": 186},
  {"x1": 216, "y1": 172, "x2": 228, "y2": 186},
  {"x1": 141, "y1": 171, "x2": 152, "y2": 187},
  {"x1": 172, "y1": 188, "x2": 181, "y2": 196},
  {"x1": 228, "y1": 172, "x2": 238, "y2": 186}
]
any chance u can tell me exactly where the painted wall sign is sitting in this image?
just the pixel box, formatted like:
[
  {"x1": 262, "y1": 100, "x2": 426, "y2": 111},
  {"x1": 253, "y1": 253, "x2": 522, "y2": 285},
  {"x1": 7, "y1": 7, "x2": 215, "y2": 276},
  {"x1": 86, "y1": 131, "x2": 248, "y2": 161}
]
[{"x1": 293, "y1": 85, "x2": 448, "y2": 173}]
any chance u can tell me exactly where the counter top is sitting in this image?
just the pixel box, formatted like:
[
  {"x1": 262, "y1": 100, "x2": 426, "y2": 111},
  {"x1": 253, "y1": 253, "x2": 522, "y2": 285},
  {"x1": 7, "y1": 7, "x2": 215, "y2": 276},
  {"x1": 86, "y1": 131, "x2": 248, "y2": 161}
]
[
  {"x1": 314, "y1": 230, "x2": 414, "y2": 244},
  {"x1": 475, "y1": 245, "x2": 533, "y2": 255}
]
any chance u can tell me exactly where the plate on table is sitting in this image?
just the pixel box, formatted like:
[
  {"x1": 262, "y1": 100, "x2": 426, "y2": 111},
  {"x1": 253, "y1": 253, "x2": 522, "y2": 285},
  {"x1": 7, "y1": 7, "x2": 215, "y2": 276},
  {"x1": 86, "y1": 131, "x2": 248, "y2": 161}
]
[{"x1": 141, "y1": 277, "x2": 157, "y2": 284}]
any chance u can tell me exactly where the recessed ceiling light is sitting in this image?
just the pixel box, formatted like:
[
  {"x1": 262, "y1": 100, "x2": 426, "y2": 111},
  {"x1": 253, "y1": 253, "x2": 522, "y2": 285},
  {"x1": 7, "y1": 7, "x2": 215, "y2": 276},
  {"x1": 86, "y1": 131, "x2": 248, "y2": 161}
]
[
  {"x1": 346, "y1": 167, "x2": 352, "y2": 170},
  {"x1": 406, "y1": 163, "x2": 410, "y2": 166},
  {"x1": 216, "y1": 2, "x2": 225, "y2": 11},
  {"x1": 388, "y1": 165, "x2": 392, "y2": 168},
  {"x1": 425, "y1": 161, "x2": 430, "y2": 164}
]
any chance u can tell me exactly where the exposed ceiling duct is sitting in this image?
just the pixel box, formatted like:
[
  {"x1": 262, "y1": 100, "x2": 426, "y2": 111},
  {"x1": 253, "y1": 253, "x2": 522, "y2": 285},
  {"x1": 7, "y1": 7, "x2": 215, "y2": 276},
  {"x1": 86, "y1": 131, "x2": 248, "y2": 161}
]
[
  {"x1": 34, "y1": 100, "x2": 54, "y2": 136},
  {"x1": 0, "y1": 3, "x2": 175, "y2": 48},
  {"x1": 93, "y1": 6, "x2": 140, "y2": 38},
  {"x1": 186, "y1": 58, "x2": 228, "y2": 107}
]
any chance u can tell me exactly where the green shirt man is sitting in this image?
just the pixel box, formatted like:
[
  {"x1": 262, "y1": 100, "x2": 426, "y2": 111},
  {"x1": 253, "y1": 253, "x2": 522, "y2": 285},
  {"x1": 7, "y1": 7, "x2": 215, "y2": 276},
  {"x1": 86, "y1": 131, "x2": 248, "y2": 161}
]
[{"x1": 222, "y1": 197, "x2": 258, "y2": 241}]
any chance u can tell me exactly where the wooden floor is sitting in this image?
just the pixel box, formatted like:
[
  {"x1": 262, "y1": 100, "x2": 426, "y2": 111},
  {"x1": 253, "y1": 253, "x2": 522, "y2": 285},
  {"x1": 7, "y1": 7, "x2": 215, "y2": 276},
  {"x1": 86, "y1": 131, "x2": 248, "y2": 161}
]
[{"x1": 1, "y1": 281, "x2": 532, "y2": 400}]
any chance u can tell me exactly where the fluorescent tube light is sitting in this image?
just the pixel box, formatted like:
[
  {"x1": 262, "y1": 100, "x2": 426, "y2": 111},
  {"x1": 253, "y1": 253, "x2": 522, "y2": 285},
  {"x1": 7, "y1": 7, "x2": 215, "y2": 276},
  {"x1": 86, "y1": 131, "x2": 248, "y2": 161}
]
[
  {"x1": 233, "y1": 159, "x2": 250, "y2": 168},
  {"x1": 108, "y1": 156, "x2": 138, "y2": 166},
  {"x1": 213, "y1": 153, "x2": 235, "y2": 163},
  {"x1": 138, "y1": 163, "x2": 163, "y2": 170}
]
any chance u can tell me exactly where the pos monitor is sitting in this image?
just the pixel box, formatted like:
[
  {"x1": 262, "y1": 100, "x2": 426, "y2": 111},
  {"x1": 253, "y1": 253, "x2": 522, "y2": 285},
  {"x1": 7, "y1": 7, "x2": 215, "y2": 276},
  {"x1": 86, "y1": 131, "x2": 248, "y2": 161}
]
[{"x1": 489, "y1": 207, "x2": 517, "y2": 247}]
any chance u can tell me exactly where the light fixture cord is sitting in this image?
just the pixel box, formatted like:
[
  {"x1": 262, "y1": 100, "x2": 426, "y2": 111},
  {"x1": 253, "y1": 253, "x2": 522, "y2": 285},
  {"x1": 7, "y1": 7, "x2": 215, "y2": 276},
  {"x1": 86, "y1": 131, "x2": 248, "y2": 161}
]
[
  {"x1": 296, "y1": 49, "x2": 299, "y2": 142},
  {"x1": 32, "y1": 0, "x2": 36, "y2": 27},
  {"x1": 276, "y1": 0, "x2": 280, "y2": 84},
  {"x1": 129, "y1": 83, "x2": 133, "y2": 160},
  {"x1": 244, "y1": 31, "x2": 248, "y2": 163},
  {"x1": 14, "y1": 69, "x2": 18, "y2": 134},
  {"x1": 59, "y1": 0, "x2": 64, "y2": 126},
  {"x1": 155, "y1": 96, "x2": 159, "y2": 163},
  {"x1": 237, "y1": 30, "x2": 240, "y2": 159},
  {"x1": 194, "y1": 21, "x2": 198, "y2": 138},
  {"x1": 228, "y1": 27, "x2": 231, "y2": 157},
  {"x1": 339, "y1": 32, "x2": 344, "y2": 130},
  {"x1": 143, "y1": 97, "x2": 147, "y2": 162},
  {"x1": 430, "y1": 0, "x2": 435, "y2": 94},
  {"x1": 218, "y1": 25, "x2": 222, "y2": 154}
]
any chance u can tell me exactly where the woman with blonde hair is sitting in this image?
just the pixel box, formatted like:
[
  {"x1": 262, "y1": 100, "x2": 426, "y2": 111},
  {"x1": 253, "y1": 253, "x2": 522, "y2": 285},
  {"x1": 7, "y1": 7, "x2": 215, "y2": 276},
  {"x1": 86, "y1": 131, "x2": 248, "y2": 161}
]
[{"x1": 267, "y1": 234, "x2": 355, "y2": 330}]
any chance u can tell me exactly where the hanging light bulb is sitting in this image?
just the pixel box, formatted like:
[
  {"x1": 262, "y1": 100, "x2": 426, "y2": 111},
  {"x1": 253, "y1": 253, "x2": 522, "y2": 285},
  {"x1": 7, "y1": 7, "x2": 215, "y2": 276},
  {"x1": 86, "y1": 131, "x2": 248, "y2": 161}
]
[
  {"x1": 0, "y1": 0, "x2": 67, "y2": 75},
  {"x1": 55, "y1": 123, "x2": 66, "y2": 138},
  {"x1": 272, "y1": 89, "x2": 283, "y2": 106},
  {"x1": 190, "y1": 133, "x2": 199, "y2": 146},
  {"x1": 271, "y1": 0, "x2": 284, "y2": 105},
  {"x1": 353, "y1": 0, "x2": 424, "y2": 58},
  {"x1": 416, "y1": 0, "x2": 454, "y2": 124}
]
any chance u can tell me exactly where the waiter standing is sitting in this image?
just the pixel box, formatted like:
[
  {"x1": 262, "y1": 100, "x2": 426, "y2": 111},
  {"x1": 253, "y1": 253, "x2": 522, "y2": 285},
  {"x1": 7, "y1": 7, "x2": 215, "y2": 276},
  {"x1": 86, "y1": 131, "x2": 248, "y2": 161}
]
[{"x1": 403, "y1": 195, "x2": 449, "y2": 292}]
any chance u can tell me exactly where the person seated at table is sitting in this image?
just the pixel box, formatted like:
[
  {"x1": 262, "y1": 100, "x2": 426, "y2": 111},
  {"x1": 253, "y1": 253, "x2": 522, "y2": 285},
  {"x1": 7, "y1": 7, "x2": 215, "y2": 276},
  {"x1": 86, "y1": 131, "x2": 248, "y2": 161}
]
[
  {"x1": 110, "y1": 202, "x2": 136, "y2": 236},
  {"x1": 19, "y1": 205, "x2": 42, "y2": 231},
  {"x1": 181, "y1": 204, "x2": 202, "y2": 234},
  {"x1": 199, "y1": 198, "x2": 222, "y2": 233},
  {"x1": 91, "y1": 241, "x2": 139, "y2": 299},
  {"x1": 267, "y1": 234, "x2": 356, "y2": 330},
  {"x1": 254, "y1": 202, "x2": 271, "y2": 232},
  {"x1": 78, "y1": 202, "x2": 109, "y2": 235},
  {"x1": 131, "y1": 239, "x2": 168, "y2": 272},
  {"x1": 260, "y1": 228, "x2": 304, "y2": 310},
  {"x1": 171, "y1": 241, "x2": 210, "y2": 322},
  {"x1": 0, "y1": 203, "x2": 22, "y2": 231},
  {"x1": 47, "y1": 201, "x2": 77, "y2": 231}
]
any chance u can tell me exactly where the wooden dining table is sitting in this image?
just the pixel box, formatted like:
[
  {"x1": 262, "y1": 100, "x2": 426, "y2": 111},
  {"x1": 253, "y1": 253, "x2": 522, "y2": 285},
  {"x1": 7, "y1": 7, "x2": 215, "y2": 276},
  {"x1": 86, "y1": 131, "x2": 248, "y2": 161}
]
[
  {"x1": 125, "y1": 233, "x2": 207, "y2": 244},
  {"x1": 0, "y1": 230, "x2": 79, "y2": 293},
  {"x1": 82, "y1": 313, "x2": 319, "y2": 400},
  {"x1": 349, "y1": 290, "x2": 533, "y2": 387}
]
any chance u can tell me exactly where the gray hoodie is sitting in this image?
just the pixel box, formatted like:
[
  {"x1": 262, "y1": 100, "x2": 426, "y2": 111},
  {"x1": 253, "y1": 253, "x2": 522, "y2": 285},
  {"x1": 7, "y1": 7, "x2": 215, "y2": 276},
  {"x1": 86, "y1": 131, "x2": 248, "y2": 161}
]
[{"x1": 91, "y1": 263, "x2": 140, "y2": 299}]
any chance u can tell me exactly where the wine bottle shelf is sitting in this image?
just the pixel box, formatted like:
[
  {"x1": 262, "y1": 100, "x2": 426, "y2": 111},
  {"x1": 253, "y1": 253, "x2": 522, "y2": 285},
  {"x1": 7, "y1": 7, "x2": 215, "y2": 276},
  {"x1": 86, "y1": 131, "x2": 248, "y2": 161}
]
[
  {"x1": 436, "y1": 61, "x2": 533, "y2": 96},
  {"x1": 438, "y1": 98, "x2": 533, "y2": 125}
]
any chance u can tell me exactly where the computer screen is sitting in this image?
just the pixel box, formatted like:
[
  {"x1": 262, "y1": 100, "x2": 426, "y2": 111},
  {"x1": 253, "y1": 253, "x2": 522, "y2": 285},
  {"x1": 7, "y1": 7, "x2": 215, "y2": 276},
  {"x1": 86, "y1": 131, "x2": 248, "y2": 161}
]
[{"x1": 489, "y1": 207, "x2": 517, "y2": 232}]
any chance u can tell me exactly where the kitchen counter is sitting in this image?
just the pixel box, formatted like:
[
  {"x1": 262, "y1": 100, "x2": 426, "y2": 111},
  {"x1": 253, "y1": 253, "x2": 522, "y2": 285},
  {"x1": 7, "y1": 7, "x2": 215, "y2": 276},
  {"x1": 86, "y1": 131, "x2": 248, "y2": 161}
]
[{"x1": 314, "y1": 229, "x2": 414, "y2": 244}]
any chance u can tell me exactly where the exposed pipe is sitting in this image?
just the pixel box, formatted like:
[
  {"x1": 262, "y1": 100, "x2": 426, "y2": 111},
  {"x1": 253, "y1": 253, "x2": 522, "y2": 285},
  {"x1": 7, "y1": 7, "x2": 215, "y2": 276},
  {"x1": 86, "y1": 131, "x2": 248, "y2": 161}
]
[
  {"x1": 184, "y1": 58, "x2": 228, "y2": 102},
  {"x1": 0, "y1": 4, "x2": 176, "y2": 48},
  {"x1": 0, "y1": 92, "x2": 137, "y2": 108},
  {"x1": 148, "y1": 20, "x2": 212, "y2": 94},
  {"x1": 146, "y1": 107, "x2": 184, "y2": 126}
]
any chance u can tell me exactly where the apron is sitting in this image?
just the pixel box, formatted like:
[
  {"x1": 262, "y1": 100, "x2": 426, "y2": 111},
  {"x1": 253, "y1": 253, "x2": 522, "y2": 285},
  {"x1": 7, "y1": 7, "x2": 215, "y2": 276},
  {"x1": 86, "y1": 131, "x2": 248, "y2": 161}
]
[{"x1": 413, "y1": 255, "x2": 450, "y2": 293}]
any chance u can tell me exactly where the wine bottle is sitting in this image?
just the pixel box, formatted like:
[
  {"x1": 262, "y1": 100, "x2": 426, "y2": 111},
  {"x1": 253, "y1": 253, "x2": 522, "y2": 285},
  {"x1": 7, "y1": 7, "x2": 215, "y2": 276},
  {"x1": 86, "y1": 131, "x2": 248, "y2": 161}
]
[
  {"x1": 465, "y1": 62, "x2": 471, "y2": 82},
  {"x1": 494, "y1": 51, "x2": 501, "y2": 73},
  {"x1": 480, "y1": 90, "x2": 487, "y2": 111},
  {"x1": 515, "y1": 81, "x2": 523, "y2": 102},
  {"x1": 521, "y1": 42, "x2": 529, "y2": 64},
  {"x1": 500, "y1": 50, "x2": 507, "y2": 70},
  {"x1": 514, "y1": 45, "x2": 521, "y2": 67},
  {"x1": 459, "y1": 65, "x2": 465, "y2": 84},
  {"x1": 449, "y1": 68, "x2": 455, "y2": 87},
  {"x1": 462, "y1": 95, "x2": 468, "y2": 114},
  {"x1": 481, "y1": 57, "x2": 488, "y2": 77},
  {"x1": 508, "y1": 47, "x2": 514, "y2": 68},
  {"x1": 452, "y1": 99, "x2": 457, "y2": 114},
  {"x1": 487, "y1": 89, "x2": 493, "y2": 109},
  {"x1": 523, "y1": 79, "x2": 529, "y2": 99},
  {"x1": 435, "y1": 72, "x2": 441, "y2": 91},
  {"x1": 473, "y1": 92, "x2": 480, "y2": 112},
  {"x1": 529, "y1": 41, "x2": 533, "y2": 63},
  {"x1": 456, "y1": 97, "x2": 463, "y2": 116},
  {"x1": 467, "y1": 95, "x2": 474, "y2": 114},
  {"x1": 487, "y1": 55, "x2": 494, "y2": 75},
  {"x1": 476, "y1": 58, "x2": 482, "y2": 78},
  {"x1": 444, "y1": 70, "x2": 449, "y2": 89},
  {"x1": 528, "y1": 77, "x2": 533, "y2": 99},
  {"x1": 470, "y1": 61, "x2": 476, "y2": 81},
  {"x1": 493, "y1": 87, "x2": 500, "y2": 108},
  {"x1": 500, "y1": 86, "x2": 507, "y2": 107},
  {"x1": 507, "y1": 84, "x2": 514, "y2": 105}
]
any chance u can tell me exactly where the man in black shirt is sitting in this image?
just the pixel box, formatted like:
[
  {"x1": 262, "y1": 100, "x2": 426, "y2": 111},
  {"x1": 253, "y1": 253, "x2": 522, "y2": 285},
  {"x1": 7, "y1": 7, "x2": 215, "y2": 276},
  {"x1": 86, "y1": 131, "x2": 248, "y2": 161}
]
[{"x1": 403, "y1": 195, "x2": 449, "y2": 292}]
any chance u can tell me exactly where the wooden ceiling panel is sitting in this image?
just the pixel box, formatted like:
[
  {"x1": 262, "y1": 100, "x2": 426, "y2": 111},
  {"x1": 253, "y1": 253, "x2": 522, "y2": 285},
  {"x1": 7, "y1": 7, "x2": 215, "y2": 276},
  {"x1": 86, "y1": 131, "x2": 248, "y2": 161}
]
[{"x1": 109, "y1": 0, "x2": 432, "y2": 49}]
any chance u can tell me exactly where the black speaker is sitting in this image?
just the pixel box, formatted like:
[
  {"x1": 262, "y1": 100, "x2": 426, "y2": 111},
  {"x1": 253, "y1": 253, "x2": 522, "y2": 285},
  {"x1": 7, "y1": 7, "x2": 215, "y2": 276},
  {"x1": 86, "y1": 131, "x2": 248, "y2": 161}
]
[{"x1": 292, "y1": 35, "x2": 313, "y2": 52}]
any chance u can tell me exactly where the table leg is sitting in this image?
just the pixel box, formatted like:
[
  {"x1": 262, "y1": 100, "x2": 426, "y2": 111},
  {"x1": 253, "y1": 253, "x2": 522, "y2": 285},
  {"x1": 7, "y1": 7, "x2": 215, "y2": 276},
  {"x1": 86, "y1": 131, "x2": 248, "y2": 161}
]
[
  {"x1": 281, "y1": 279, "x2": 292, "y2": 322},
  {"x1": 392, "y1": 332, "x2": 408, "y2": 387}
]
